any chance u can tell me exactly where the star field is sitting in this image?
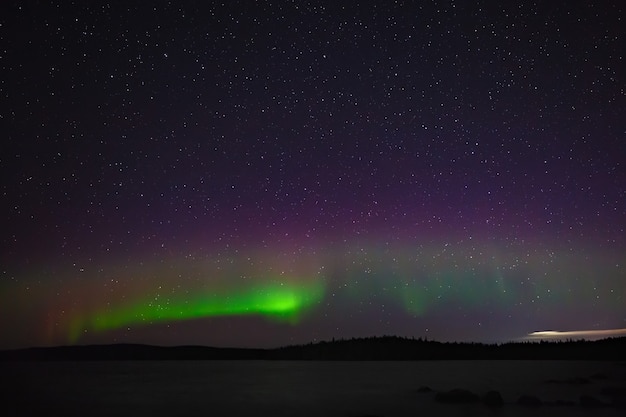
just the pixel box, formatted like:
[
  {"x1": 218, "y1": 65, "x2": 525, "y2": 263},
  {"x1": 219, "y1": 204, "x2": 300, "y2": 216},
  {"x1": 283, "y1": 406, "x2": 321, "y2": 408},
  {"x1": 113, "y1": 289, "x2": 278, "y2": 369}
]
[{"x1": 1, "y1": 1, "x2": 624, "y2": 349}]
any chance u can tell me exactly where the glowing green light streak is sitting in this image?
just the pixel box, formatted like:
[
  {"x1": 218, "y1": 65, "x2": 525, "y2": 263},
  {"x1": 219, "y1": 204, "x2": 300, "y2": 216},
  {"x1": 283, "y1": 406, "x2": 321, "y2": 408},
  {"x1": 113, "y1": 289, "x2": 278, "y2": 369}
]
[{"x1": 69, "y1": 280, "x2": 324, "y2": 342}]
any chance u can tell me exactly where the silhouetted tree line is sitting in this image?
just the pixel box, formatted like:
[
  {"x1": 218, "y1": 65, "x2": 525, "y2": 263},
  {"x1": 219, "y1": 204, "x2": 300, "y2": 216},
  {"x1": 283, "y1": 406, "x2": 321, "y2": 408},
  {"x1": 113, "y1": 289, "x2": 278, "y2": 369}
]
[
  {"x1": 269, "y1": 336, "x2": 626, "y2": 360},
  {"x1": 1, "y1": 336, "x2": 625, "y2": 361}
]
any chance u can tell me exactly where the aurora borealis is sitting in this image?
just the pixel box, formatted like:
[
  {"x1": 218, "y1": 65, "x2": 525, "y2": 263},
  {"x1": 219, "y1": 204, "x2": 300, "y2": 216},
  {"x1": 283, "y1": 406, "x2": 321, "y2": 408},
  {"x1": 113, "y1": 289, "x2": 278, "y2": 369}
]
[
  {"x1": 1, "y1": 1, "x2": 624, "y2": 349},
  {"x1": 67, "y1": 279, "x2": 326, "y2": 343}
]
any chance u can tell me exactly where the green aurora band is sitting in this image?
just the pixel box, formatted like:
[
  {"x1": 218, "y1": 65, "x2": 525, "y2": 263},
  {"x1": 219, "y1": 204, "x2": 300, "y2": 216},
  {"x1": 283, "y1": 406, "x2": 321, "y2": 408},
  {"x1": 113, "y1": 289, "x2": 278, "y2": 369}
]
[
  {"x1": 69, "y1": 280, "x2": 325, "y2": 342},
  {"x1": 8, "y1": 240, "x2": 614, "y2": 345}
]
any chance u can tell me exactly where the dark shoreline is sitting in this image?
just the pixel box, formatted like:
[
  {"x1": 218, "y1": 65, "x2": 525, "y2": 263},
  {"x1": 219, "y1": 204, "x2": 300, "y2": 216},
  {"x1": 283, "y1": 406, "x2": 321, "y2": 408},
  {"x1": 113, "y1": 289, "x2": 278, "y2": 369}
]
[{"x1": 2, "y1": 336, "x2": 625, "y2": 361}]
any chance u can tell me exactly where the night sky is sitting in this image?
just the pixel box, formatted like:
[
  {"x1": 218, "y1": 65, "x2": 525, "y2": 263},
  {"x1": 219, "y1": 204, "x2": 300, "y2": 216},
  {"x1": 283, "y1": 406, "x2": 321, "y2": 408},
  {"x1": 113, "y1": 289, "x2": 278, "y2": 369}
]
[{"x1": 1, "y1": 1, "x2": 624, "y2": 349}]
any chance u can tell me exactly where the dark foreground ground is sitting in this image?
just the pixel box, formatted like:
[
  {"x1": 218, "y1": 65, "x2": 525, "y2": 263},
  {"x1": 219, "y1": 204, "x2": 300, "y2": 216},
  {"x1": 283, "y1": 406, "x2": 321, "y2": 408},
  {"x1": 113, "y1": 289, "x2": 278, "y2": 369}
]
[
  {"x1": 2, "y1": 337, "x2": 625, "y2": 416},
  {"x1": 1, "y1": 360, "x2": 625, "y2": 417}
]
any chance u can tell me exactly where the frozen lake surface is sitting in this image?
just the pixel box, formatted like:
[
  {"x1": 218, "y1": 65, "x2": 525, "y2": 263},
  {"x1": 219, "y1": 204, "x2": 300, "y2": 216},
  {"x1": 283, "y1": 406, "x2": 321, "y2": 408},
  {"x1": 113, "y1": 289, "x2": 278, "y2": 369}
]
[{"x1": 3, "y1": 360, "x2": 625, "y2": 416}]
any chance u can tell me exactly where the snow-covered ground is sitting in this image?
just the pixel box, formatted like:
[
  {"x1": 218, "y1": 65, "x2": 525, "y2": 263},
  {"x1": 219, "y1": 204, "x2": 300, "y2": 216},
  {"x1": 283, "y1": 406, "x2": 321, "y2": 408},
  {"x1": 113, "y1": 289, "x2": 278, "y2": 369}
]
[{"x1": 3, "y1": 360, "x2": 625, "y2": 416}]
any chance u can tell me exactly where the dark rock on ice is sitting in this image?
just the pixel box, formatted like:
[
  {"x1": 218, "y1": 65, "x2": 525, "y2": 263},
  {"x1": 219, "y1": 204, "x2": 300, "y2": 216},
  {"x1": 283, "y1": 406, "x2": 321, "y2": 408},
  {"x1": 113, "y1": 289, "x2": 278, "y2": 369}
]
[
  {"x1": 580, "y1": 395, "x2": 608, "y2": 408},
  {"x1": 551, "y1": 399, "x2": 575, "y2": 407},
  {"x1": 435, "y1": 389, "x2": 480, "y2": 404},
  {"x1": 482, "y1": 390, "x2": 503, "y2": 407},
  {"x1": 517, "y1": 394, "x2": 542, "y2": 407}
]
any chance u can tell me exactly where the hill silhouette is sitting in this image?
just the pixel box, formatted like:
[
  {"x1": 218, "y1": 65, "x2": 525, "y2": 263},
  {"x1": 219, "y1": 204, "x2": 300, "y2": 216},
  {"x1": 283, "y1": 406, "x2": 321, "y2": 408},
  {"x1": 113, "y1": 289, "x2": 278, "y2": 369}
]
[{"x1": 1, "y1": 336, "x2": 625, "y2": 361}]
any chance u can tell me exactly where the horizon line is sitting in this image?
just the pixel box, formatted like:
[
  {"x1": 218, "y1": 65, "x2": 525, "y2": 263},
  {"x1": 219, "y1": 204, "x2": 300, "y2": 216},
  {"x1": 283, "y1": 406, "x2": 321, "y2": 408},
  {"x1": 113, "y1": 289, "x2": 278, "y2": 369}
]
[{"x1": 4, "y1": 332, "x2": 626, "y2": 352}]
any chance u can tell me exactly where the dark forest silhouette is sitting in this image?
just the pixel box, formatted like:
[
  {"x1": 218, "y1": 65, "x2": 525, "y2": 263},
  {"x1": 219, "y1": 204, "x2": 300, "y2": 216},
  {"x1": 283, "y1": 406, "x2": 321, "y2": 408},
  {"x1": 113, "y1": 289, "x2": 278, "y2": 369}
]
[{"x1": 2, "y1": 336, "x2": 625, "y2": 361}]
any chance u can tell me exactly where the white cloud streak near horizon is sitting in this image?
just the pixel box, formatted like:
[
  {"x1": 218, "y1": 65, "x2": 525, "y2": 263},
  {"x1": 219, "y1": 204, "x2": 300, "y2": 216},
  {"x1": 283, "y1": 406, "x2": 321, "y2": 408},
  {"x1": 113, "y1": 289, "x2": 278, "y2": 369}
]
[{"x1": 525, "y1": 328, "x2": 626, "y2": 340}]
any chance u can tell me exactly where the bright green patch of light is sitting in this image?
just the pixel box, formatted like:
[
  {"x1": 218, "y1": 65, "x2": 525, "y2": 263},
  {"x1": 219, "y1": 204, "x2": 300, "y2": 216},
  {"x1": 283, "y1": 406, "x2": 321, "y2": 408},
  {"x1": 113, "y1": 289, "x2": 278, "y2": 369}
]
[{"x1": 69, "y1": 280, "x2": 324, "y2": 342}]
